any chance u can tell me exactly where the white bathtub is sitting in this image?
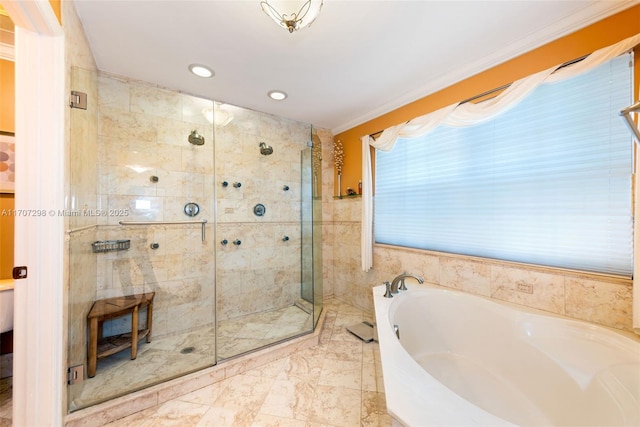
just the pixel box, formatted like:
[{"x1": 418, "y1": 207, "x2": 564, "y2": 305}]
[
  {"x1": 373, "y1": 284, "x2": 640, "y2": 426},
  {"x1": 0, "y1": 279, "x2": 14, "y2": 334}
]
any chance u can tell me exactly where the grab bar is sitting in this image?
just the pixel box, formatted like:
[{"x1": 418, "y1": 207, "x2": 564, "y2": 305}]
[{"x1": 119, "y1": 219, "x2": 208, "y2": 241}]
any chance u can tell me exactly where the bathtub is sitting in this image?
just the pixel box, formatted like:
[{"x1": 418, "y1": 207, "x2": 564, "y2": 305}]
[
  {"x1": 0, "y1": 279, "x2": 14, "y2": 334},
  {"x1": 373, "y1": 284, "x2": 640, "y2": 426}
]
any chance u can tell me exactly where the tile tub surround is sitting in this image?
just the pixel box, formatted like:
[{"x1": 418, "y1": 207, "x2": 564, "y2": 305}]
[
  {"x1": 65, "y1": 299, "x2": 391, "y2": 427},
  {"x1": 324, "y1": 195, "x2": 635, "y2": 333}
]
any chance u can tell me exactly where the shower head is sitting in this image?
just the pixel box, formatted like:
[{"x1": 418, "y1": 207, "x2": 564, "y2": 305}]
[
  {"x1": 188, "y1": 130, "x2": 205, "y2": 146},
  {"x1": 259, "y1": 142, "x2": 273, "y2": 155}
]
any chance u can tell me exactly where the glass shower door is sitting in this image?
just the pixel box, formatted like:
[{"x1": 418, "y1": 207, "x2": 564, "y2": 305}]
[
  {"x1": 67, "y1": 68, "x2": 217, "y2": 411},
  {"x1": 214, "y1": 104, "x2": 318, "y2": 360}
]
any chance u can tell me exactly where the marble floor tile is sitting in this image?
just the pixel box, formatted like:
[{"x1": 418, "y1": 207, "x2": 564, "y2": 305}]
[
  {"x1": 0, "y1": 377, "x2": 11, "y2": 424},
  {"x1": 258, "y1": 377, "x2": 316, "y2": 421},
  {"x1": 70, "y1": 304, "x2": 312, "y2": 410},
  {"x1": 324, "y1": 339, "x2": 363, "y2": 362},
  {"x1": 124, "y1": 297, "x2": 389, "y2": 427},
  {"x1": 175, "y1": 381, "x2": 231, "y2": 406},
  {"x1": 249, "y1": 413, "x2": 307, "y2": 427},
  {"x1": 105, "y1": 400, "x2": 210, "y2": 427},
  {"x1": 317, "y1": 358, "x2": 362, "y2": 390},
  {"x1": 194, "y1": 406, "x2": 251, "y2": 427},
  {"x1": 361, "y1": 391, "x2": 393, "y2": 427},
  {"x1": 277, "y1": 349, "x2": 325, "y2": 382},
  {"x1": 8, "y1": 298, "x2": 393, "y2": 426},
  {"x1": 307, "y1": 384, "x2": 362, "y2": 427}
]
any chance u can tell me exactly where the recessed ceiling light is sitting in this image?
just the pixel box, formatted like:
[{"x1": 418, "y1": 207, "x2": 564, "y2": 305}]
[
  {"x1": 188, "y1": 64, "x2": 214, "y2": 78},
  {"x1": 268, "y1": 90, "x2": 288, "y2": 101}
]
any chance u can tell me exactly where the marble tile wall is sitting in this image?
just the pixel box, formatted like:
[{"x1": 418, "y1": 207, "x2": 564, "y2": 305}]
[
  {"x1": 92, "y1": 79, "x2": 314, "y2": 327},
  {"x1": 317, "y1": 128, "x2": 336, "y2": 300},
  {"x1": 95, "y1": 74, "x2": 215, "y2": 338},
  {"x1": 214, "y1": 104, "x2": 312, "y2": 321},
  {"x1": 324, "y1": 194, "x2": 635, "y2": 332}
]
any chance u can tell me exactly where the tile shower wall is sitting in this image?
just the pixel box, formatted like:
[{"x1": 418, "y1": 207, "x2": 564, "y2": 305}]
[
  {"x1": 94, "y1": 74, "x2": 215, "y2": 338},
  {"x1": 214, "y1": 104, "x2": 311, "y2": 321},
  {"x1": 317, "y1": 128, "x2": 336, "y2": 300},
  {"x1": 325, "y1": 194, "x2": 635, "y2": 332}
]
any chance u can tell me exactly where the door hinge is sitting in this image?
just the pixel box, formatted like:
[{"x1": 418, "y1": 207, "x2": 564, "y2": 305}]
[
  {"x1": 69, "y1": 91, "x2": 87, "y2": 110},
  {"x1": 67, "y1": 365, "x2": 84, "y2": 385},
  {"x1": 12, "y1": 266, "x2": 27, "y2": 279}
]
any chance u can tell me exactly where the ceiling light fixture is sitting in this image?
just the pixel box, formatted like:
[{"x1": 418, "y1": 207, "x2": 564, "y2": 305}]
[
  {"x1": 188, "y1": 64, "x2": 214, "y2": 78},
  {"x1": 268, "y1": 90, "x2": 288, "y2": 101},
  {"x1": 260, "y1": 0, "x2": 323, "y2": 33}
]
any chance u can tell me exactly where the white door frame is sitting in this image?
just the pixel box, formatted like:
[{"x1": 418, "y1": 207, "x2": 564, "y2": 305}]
[{"x1": 2, "y1": 0, "x2": 65, "y2": 425}]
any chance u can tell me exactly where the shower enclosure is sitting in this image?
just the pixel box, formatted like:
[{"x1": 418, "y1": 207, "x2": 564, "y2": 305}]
[{"x1": 66, "y1": 68, "x2": 322, "y2": 411}]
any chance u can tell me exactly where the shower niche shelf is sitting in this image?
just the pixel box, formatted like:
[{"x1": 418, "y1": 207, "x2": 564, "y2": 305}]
[{"x1": 92, "y1": 240, "x2": 130, "y2": 253}]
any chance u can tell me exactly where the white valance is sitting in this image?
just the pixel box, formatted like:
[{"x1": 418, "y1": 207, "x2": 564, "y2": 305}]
[{"x1": 361, "y1": 32, "x2": 640, "y2": 273}]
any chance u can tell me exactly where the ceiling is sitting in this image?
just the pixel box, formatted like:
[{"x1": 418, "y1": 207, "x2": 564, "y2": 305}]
[{"x1": 74, "y1": 0, "x2": 636, "y2": 133}]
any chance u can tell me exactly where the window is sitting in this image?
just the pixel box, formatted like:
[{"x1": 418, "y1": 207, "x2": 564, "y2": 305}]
[{"x1": 375, "y1": 53, "x2": 633, "y2": 276}]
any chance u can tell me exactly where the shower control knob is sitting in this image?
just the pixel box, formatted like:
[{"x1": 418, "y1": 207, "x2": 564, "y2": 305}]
[
  {"x1": 253, "y1": 204, "x2": 266, "y2": 217},
  {"x1": 150, "y1": 175, "x2": 159, "y2": 183},
  {"x1": 233, "y1": 182, "x2": 242, "y2": 188},
  {"x1": 282, "y1": 236, "x2": 289, "y2": 241},
  {"x1": 220, "y1": 239, "x2": 228, "y2": 245},
  {"x1": 222, "y1": 181, "x2": 229, "y2": 187},
  {"x1": 233, "y1": 239, "x2": 242, "y2": 246},
  {"x1": 150, "y1": 243, "x2": 160, "y2": 250},
  {"x1": 283, "y1": 185, "x2": 289, "y2": 191},
  {"x1": 184, "y1": 202, "x2": 200, "y2": 217}
]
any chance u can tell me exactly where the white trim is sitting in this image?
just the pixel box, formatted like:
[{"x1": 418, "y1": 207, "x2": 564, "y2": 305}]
[
  {"x1": 4, "y1": 0, "x2": 62, "y2": 37},
  {"x1": 2, "y1": 0, "x2": 65, "y2": 425}
]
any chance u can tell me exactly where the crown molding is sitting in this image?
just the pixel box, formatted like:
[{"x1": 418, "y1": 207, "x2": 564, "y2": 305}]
[{"x1": 333, "y1": 1, "x2": 639, "y2": 135}]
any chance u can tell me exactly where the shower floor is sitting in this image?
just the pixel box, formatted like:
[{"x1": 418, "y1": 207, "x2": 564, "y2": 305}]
[{"x1": 69, "y1": 304, "x2": 313, "y2": 411}]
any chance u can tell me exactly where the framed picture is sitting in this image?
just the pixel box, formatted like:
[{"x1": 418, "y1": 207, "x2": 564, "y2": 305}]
[{"x1": 0, "y1": 132, "x2": 15, "y2": 193}]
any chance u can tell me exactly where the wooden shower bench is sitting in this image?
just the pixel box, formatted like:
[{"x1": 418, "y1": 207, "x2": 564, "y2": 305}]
[{"x1": 87, "y1": 292, "x2": 155, "y2": 378}]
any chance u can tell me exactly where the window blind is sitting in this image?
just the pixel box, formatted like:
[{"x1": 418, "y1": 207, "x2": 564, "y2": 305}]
[{"x1": 375, "y1": 53, "x2": 633, "y2": 276}]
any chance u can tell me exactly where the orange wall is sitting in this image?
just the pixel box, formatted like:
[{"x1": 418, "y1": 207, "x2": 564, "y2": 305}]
[
  {"x1": 0, "y1": 0, "x2": 60, "y2": 133},
  {"x1": 0, "y1": 0, "x2": 57, "y2": 280},
  {"x1": 0, "y1": 59, "x2": 15, "y2": 133},
  {"x1": 334, "y1": 5, "x2": 640, "y2": 194},
  {"x1": 0, "y1": 194, "x2": 14, "y2": 279},
  {"x1": 0, "y1": 6, "x2": 15, "y2": 280},
  {"x1": 49, "y1": 0, "x2": 61, "y2": 23}
]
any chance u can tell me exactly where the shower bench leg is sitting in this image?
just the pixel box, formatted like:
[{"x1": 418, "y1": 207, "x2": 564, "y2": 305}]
[{"x1": 87, "y1": 292, "x2": 155, "y2": 378}]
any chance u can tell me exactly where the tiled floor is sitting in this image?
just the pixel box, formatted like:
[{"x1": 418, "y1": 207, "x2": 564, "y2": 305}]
[
  {"x1": 71, "y1": 305, "x2": 314, "y2": 411},
  {"x1": 217, "y1": 304, "x2": 314, "y2": 359},
  {"x1": 102, "y1": 298, "x2": 391, "y2": 426},
  {"x1": 0, "y1": 298, "x2": 392, "y2": 426},
  {"x1": 0, "y1": 376, "x2": 10, "y2": 427}
]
